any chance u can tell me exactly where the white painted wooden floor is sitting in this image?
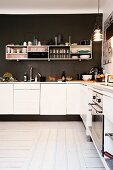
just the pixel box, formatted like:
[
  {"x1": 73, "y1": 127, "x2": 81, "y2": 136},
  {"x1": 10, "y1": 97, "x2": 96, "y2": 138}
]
[{"x1": 0, "y1": 121, "x2": 105, "y2": 170}]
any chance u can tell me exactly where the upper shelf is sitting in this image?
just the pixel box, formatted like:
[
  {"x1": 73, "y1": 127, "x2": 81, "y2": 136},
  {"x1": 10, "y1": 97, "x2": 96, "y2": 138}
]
[{"x1": 6, "y1": 43, "x2": 92, "y2": 61}]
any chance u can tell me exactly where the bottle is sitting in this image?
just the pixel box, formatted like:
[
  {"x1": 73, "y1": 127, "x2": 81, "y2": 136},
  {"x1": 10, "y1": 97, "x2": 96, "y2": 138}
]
[
  {"x1": 35, "y1": 75, "x2": 38, "y2": 82},
  {"x1": 33, "y1": 36, "x2": 37, "y2": 45},
  {"x1": 61, "y1": 71, "x2": 66, "y2": 82},
  {"x1": 24, "y1": 72, "x2": 27, "y2": 82},
  {"x1": 94, "y1": 71, "x2": 98, "y2": 80},
  {"x1": 68, "y1": 35, "x2": 71, "y2": 45},
  {"x1": 55, "y1": 36, "x2": 57, "y2": 45}
]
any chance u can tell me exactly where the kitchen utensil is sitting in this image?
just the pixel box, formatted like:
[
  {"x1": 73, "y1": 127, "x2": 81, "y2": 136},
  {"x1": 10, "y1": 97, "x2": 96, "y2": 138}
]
[
  {"x1": 23, "y1": 42, "x2": 27, "y2": 46},
  {"x1": 82, "y1": 75, "x2": 92, "y2": 81},
  {"x1": 72, "y1": 56, "x2": 78, "y2": 59},
  {"x1": 17, "y1": 49, "x2": 20, "y2": 53},
  {"x1": 28, "y1": 41, "x2": 32, "y2": 46},
  {"x1": 80, "y1": 55, "x2": 90, "y2": 59},
  {"x1": 78, "y1": 50, "x2": 90, "y2": 54},
  {"x1": 66, "y1": 77, "x2": 72, "y2": 81},
  {"x1": 7, "y1": 47, "x2": 10, "y2": 53}
]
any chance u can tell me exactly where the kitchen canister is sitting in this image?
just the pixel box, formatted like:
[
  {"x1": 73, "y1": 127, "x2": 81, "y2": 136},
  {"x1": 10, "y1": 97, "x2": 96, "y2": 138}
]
[{"x1": 7, "y1": 47, "x2": 11, "y2": 53}]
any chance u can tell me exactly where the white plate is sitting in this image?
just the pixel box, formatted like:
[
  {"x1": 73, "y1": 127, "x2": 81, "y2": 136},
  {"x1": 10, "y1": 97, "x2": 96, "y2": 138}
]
[
  {"x1": 72, "y1": 56, "x2": 78, "y2": 59},
  {"x1": 80, "y1": 55, "x2": 90, "y2": 59}
]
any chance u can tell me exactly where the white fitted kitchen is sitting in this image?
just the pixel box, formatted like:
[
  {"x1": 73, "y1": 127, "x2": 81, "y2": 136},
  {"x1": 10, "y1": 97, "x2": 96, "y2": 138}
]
[
  {"x1": 0, "y1": 81, "x2": 113, "y2": 169},
  {"x1": 0, "y1": 0, "x2": 113, "y2": 170}
]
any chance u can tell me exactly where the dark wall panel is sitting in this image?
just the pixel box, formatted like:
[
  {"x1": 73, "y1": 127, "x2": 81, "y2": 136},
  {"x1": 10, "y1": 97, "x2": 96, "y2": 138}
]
[{"x1": 0, "y1": 14, "x2": 102, "y2": 81}]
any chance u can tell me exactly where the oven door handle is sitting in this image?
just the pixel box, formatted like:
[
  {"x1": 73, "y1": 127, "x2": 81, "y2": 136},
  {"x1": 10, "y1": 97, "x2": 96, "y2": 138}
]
[
  {"x1": 88, "y1": 103, "x2": 96, "y2": 106},
  {"x1": 91, "y1": 112, "x2": 102, "y2": 116},
  {"x1": 89, "y1": 104, "x2": 103, "y2": 114},
  {"x1": 102, "y1": 151, "x2": 113, "y2": 160}
]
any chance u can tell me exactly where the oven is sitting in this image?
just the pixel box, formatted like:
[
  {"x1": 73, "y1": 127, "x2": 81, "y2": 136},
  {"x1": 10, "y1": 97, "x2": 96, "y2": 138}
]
[
  {"x1": 104, "y1": 117, "x2": 113, "y2": 169},
  {"x1": 89, "y1": 90, "x2": 104, "y2": 156}
]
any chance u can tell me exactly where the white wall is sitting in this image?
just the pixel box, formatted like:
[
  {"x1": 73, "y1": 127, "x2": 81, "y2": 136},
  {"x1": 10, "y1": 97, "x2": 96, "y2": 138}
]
[
  {"x1": 103, "y1": 0, "x2": 113, "y2": 22},
  {"x1": 102, "y1": 0, "x2": 113, "y2": 74}
]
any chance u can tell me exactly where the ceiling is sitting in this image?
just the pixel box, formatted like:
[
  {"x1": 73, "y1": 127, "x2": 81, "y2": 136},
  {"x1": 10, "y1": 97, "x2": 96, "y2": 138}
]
[{"x1": 0, "y1": 0, "x2": 105, "y2": 14}]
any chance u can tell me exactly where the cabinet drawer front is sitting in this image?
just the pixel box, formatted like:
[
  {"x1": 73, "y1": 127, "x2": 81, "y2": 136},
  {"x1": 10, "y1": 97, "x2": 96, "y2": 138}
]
[
  {"x1": 0, "y1": 84, "x2": 13, "y2": 113},
  {"x1": 40, "y1": 83, "x2": 66, "y2": 115},
  {"x1": 14, "y1": 90, "x2": 40, "y2": 114},
  {"x1": 67, "y1": 84, "x2": 81, "y2": 115},
  {"x1": 14, "y1": 83, "x2": 40, "y2": 90}
]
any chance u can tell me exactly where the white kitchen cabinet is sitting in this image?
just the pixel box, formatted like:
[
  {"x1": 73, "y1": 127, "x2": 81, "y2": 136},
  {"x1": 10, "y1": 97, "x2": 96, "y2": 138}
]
[
  {"x1": 40, "y1": 83, "x2": 66, "y2": 115},
  {"x1": 80, "y1": 85, "x2": 92, "y2": 137},
  {"x1": 14, "y1": 84, "x2": 40, "y2": 114},
  {"x1": 104, "y1": 117, "x2": 113, "y2": 158},
  {"x1": 103, "y1": 95, "x2": 113, "y2": 124},
  {"x1": 0, "y1": 84, "x2": 13, "y2": 114},
  {"x1": 66, "y1": 84, "x2": 81, "y2": 114},
  {"x1": 80, "y1": 85, "x2": 88, "y2": 126},
  {"x1": 103, "y1": 94, "x2": 113, "y2": 158}
]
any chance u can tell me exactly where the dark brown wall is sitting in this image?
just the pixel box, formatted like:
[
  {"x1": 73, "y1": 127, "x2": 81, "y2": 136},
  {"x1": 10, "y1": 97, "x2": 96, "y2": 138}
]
[{"x1": 0, "y1": 14, "x2": 102, "y2": 81}]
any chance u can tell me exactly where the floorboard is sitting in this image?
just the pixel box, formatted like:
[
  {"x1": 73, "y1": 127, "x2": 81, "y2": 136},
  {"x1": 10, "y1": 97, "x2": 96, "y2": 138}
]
[{"x1": 0, "y1": 121, "x2": 105, "y2": 170}]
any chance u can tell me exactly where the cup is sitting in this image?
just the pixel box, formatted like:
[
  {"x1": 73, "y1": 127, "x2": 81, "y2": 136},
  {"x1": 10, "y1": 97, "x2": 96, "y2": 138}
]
[
  {"x1": 65, "y1": 42, "x2": 69, "y2": 46},
  {"x1": 38, "y1": 41, "x2": 41, "y2": 46},
  {"x1": 55, "y1": 36, "x2": 57, "y2": 45},
  {"x1": 7, "y1": 47, "x2": 11, "y2": 53},
  {"x1": 17, "y1": 49, "x2": 20, "y2": 53},
  {"x1": 22, "y1": 48, "x2": 27, "y2": 53},
  {"x1": 28, "y1": 41, "x2": 32, "y2": 46},
  {"x1": 23, "y1": 42, "x2": 27, "y2": 46},
  {"x1": 11, "y1": 48, "x2": 14, "y2": 53}
]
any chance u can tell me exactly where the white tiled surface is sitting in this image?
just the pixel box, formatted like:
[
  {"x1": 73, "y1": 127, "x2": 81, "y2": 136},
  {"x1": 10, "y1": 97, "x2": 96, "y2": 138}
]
[{"x1": 0, "y1": 121, "x2": 105, "y2": 170}]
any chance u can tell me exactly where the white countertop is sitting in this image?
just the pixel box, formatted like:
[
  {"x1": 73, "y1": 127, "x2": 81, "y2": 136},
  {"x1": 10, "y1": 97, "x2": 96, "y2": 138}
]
[
  {"x1": 0, "y1": 80, "x2": 94, "y2": 84},
  {"x1": 87, "y1": 82, "x2": 113, "y2": 97},
  {"x1": 0, "y1": 80, "x2": 113, "y2": 96}
]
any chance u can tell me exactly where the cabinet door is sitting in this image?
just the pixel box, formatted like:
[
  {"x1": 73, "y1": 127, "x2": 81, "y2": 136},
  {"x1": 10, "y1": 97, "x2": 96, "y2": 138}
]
[
  {"x1": 80, "y1": 85, "x2": 88, "y2": 126},
  {"x1": 40, "y1": 84, "x2": 66, "y2": 115},
  {"x1": 103, "y1": 95, "x2": 113, "y2": 123},
  {"x1": 14, "y1": 90, "x2": 40, "y2": 114},
  {"x1": 104, "y1": 117, "x2": 113, "y2": 156},
  {"x1": 0, "y1": 84, "x2": 13, "y2": 114},
  {"x1": 67, "y1": 84, "x2": 80, "y2": 115}
]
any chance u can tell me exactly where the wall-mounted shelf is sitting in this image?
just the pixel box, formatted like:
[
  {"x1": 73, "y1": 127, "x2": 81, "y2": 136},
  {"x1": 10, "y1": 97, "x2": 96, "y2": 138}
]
[
  {"x1": 6, "y1": 45, "x2": 27, "y2": 60},
  {"x1": 6, "y1": 43, "x2": 92, "y2": 61},
  {"x1": 49, "y1": 45, "x2": 70, "y2": 59},
  {"x1": 70, "y1": 43, "x2": 92, "y2": 60}
]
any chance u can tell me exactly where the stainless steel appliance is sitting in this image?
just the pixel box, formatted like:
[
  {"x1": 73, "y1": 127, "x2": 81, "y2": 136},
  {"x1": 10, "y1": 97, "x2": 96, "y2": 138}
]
[
  {"x1": 89, "y1": 90, "x2": 104, "y2": 155},
  {"x1": 104, "y1": 117, "x2": 113, "y2": 169}
]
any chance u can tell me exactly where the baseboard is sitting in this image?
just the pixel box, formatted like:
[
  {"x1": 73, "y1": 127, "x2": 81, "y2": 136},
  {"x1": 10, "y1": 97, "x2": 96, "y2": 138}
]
[{"x1": 0, "y1": 115, "x2": 82, "y2": 121}]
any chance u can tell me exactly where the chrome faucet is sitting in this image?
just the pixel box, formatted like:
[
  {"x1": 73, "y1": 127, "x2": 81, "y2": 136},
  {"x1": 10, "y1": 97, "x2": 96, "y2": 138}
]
[
  {"x1": 29, "y1": 67, "x2": 34, "y2": 82},
  {"x1": 34, "y1": 72, "x2": 42, "y2": 82},
  {"x1": 37, "y1": 72, "x2": 42, "y2": 78},
  {"x1": 89, "y1": 67, "x2": 95, "y2": 74}
]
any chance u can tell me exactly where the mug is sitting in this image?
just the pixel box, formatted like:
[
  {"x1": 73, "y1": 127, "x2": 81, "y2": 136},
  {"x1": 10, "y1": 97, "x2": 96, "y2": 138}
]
[
  {"x1": 11, "y1": 48, "x2": 14, "y2": 53},
  {"x1": 23, "y1": 42, "x2": 27, "y2": 46},
  {"x1": 28, "y1": 41, "x2": 32, "y2": 46},
  {"x1": 22, "y1": 48, "x2": 27, "y2": 53},
  {"x1": 17, "y1": 49, "x2": 20, "y2": 53},
  {"x1": 38, "y1": 41, "x2": 41, "y2": 46},
  {"x1": 7, "y1": 47, "x2": 11, "y2": 53},
  {"x1": 65, "y1": 42, "x2": 69, "y2": 46}
]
